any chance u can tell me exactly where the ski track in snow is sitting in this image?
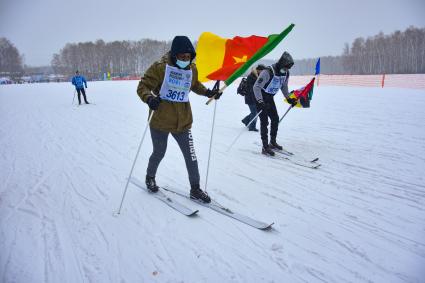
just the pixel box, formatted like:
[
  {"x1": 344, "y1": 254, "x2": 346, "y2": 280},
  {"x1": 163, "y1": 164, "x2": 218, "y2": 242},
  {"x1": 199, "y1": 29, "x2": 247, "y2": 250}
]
[{"x1": 1, "y1": 81, "x2": 425, "y2": 283}]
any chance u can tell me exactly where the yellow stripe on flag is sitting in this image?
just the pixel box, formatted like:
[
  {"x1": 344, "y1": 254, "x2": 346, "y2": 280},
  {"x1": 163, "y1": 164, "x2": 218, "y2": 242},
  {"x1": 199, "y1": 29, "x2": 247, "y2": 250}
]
[{"x1": 196, "y1": 32, "x2": 227, "y2": 82}]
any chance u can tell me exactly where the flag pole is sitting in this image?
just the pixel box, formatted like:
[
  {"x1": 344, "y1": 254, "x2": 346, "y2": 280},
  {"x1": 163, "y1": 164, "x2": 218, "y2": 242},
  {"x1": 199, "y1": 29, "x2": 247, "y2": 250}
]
[
  {"x1": 278, "y1": 105, "x2": 293, "y2": 125},
  {"x1": 206, "y1": 83, "x2": 227, "y2": 105}
]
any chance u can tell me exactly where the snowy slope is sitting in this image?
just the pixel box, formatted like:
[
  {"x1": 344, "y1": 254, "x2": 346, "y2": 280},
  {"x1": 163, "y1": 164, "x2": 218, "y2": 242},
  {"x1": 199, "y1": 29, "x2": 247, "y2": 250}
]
[{"x1": 1, "y1": 80, "x2": 424, "y2": 283}]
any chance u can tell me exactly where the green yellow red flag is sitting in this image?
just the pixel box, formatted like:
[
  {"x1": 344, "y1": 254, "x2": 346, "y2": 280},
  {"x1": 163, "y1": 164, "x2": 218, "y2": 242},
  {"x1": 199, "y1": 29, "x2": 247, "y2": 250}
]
[
  {"x1": 196, "y1": 24, "x2": 295, "y2": 87},
  {"x1": 286, "y1": 77, "x2": 315, "y2": 108}
]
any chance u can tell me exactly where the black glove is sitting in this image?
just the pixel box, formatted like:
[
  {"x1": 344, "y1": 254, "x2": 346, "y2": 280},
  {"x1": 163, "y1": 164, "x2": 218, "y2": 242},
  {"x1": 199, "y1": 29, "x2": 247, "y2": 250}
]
[
  {"x1": 147, "y1": 95, "x2": 161, "y2": 110},
  {"x1": 258, "y1": 101, "x2": 270, "y2": 111},
  {"x1": 205, "y1": 89, "x2": 222, "y2": 100},
  {"x1": 286, "y1": 97, "x2": 298, "y2": 107}
]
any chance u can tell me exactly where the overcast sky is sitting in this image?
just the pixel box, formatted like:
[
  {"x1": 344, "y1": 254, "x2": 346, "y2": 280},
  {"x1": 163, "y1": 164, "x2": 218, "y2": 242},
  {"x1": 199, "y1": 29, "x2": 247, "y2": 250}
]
[{"x1": 1, "y1": 0, "x2": 424, "y2": 66}]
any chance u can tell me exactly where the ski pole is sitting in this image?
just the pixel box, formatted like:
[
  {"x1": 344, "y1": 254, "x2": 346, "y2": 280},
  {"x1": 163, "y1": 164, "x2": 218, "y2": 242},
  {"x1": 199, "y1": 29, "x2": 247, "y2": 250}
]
[
  {"x1": 204, "y1": 81, "x2": 220, "y2": 192},
  {"x1": 278, "y1": 105, "x2": 293, "y2": 124},
  {"x1": 115, "y1": 110, "x2": 154, "y2": 215},
  {"x1": 226, "y1": 110, "x2": 263, "y2": 152},
  {"x1": 72, "y1": 90, "x2": 76, "y2": 105}
]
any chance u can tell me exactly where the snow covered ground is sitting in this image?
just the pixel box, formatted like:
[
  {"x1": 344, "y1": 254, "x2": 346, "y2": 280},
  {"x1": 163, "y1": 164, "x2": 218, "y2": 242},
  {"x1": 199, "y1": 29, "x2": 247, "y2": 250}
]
[{"x1": 1, "y1": 80, "x2": 424, "y2": 283}]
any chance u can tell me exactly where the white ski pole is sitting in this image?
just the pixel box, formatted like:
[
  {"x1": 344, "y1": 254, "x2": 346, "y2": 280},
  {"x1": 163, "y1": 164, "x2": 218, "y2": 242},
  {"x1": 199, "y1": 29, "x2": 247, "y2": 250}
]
[
  {"x1": 226, "y1": 110, "x2": 263, "y2": 152},
  {"x1": 115, "y1": 110, "x2": 154, "y2": 215},
  {"x1": 72, "y1": 90, "x2": 76, "y2": 105}
]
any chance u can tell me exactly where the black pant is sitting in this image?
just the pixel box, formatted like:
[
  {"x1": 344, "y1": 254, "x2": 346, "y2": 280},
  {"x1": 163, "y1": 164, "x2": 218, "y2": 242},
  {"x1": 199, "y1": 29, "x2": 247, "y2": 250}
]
[
  {"x1": 258, "y1": 99, "x2": 279, "y2": 147},
  {"x1": 147, "y1": 127, "x2": 200, "y2": 186},
  {"x1": 76, "y1": 88, "x2": 88, "y2": 104}
]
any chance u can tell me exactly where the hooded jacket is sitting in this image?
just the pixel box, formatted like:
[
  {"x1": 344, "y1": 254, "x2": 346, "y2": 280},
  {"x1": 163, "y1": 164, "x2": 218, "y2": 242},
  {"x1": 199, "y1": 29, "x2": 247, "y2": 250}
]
[
  {"x1": 137, "y1": 53, "x2": 208, "y2": 133},
  {"x1": 252, "y1": 65, "x2": 290, "y2": 104}
]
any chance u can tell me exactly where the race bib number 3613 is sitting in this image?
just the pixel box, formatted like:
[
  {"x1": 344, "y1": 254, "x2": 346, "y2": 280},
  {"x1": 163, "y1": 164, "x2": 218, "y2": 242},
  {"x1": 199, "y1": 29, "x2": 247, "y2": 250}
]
[{"x1": 159, "y1": 65, "x2": 192, "y2": 102}]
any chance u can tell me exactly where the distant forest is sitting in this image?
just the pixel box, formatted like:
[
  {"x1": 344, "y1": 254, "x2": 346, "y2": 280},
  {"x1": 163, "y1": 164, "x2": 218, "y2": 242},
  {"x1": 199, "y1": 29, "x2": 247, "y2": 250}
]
[
  {"x1": 1, "y1": 26, "x2": 424, "y2": 79},
  {"x1": 0, "y1": 38, "x2": 24, "y2": 76},
  {"x1": 51, "y1": 39, "x2": 172, "y2": 79},
  {"x1": 292, "y1": 26, "x2": 425, "y2": 75}
]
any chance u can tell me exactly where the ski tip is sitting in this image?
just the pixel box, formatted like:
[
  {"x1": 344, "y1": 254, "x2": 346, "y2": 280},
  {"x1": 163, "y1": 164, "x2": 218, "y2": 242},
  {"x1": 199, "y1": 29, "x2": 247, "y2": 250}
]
[
  {"x1": 188, "y1": 210, "x2": 199, "y2": 217},
  {"x1": 260, "y1": 222, "x2": 274, "y2": 230},
  {"x1": 310, "y1": 157, "x2": 319, "y2": 163}
]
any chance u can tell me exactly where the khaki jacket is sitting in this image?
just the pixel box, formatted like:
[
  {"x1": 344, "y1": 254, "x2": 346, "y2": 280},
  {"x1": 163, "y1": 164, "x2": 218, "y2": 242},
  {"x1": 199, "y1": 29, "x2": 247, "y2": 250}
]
[{"x1": 137, "y1": 54, "x2": 208, "y2": 133}]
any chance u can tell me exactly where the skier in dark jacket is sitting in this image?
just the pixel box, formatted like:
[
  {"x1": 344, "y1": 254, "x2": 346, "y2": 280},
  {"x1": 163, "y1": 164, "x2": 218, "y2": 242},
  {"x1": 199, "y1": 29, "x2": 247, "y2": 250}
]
[
  {"x1": 240, "y1": 64, "x2": 266, "y2": 131},
  {"x1": 136, "y1": 35, "x2": 221, "y2": 203},
  {"x1": 71, "y1": 71, "x2": 89, "y2": 105},
  {"x1": 253, "y1": 51, "x2": 297, "y2": 156}
]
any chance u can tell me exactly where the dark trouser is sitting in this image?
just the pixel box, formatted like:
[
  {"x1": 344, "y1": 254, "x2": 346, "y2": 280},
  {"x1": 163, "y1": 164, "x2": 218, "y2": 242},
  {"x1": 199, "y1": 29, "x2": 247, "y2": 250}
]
[
  {"x1": 258, "y1": 99, "x2": 279, "y2": 147},
  {"x1": 147, "y1": 127, "x2": 200, "y2": 186},
  {"x1": 76, "y1": 88, "x2": 88, "y2": 104},
  {"x1": 242, "y1": 104, "x2": 258, "y2": 130}
]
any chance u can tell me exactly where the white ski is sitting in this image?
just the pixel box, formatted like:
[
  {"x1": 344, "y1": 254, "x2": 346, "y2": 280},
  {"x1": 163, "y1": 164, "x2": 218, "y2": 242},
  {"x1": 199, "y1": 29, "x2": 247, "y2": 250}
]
[
  {"x1": 253, "y1": 141, "x2": 320, "y2": 164},
  {"x1": 161, "y1": 186, "x2": 274, "y2": 230},
  {"x1": 130, "y1": 177, "x2": 198, "y2": 217}
]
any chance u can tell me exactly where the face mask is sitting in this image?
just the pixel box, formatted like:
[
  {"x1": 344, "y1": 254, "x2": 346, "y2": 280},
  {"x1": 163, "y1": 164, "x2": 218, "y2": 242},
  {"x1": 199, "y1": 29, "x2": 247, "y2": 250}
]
[{"x1": 176, "y1": 59, "x2": 190, "y2": 69}]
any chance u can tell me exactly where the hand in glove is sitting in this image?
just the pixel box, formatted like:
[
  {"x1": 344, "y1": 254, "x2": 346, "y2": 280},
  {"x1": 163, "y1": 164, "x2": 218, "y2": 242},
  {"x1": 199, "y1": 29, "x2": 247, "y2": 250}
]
[
  {"x1": 205, "y1": 89, "x2": 222, "y2": 100},
  {"x1": 147, "y1": 95, "x2": 161, "y2": 110},
  {"x1": 286, "y1": 97, "x2": 298, "y2": 107},
  {"x1": 257, "y1": 101, "x2": 270, "y2": 112}
]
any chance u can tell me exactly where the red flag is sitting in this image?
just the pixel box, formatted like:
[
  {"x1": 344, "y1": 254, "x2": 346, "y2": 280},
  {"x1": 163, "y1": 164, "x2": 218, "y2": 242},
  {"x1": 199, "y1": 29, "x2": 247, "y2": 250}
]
[{"x1": 287, "y1": 78, "x2": 315, "y2": 108}]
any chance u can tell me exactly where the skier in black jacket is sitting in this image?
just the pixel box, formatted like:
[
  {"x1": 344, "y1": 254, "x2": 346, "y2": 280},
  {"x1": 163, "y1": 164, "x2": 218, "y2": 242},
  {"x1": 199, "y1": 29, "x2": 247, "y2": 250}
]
[
  {"x1": 253, "y1": 51, "x2": 297, "y2": 156},
  {"x1": 241, "y1": 64, "x2": 266, "y2": 131}
]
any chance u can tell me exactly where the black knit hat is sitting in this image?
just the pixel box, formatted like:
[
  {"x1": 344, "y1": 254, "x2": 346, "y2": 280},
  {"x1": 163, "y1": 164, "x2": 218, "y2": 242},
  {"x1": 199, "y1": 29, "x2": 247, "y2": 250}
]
[
  {"x1": 276, "y1": 51, "x2": 294, "y2": 70},
  {"x1": 170, "y1": 36, "x2": 196, "y2": 62}
]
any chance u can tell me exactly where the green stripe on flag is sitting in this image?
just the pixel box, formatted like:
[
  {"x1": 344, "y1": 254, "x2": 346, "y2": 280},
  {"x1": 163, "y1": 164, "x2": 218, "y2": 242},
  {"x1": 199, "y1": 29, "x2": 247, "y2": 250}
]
[{"x1": 224, "y1": 23, "x2": 295, "y2": 86}]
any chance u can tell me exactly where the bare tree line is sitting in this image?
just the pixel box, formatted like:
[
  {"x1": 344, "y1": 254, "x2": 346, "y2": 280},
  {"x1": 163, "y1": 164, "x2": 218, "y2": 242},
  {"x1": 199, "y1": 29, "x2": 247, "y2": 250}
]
[
  {"x1": 342, "y1": 26, "x2": 425, "y2": 74},
  {"x1": 0, "y1": 37, "x2": 24, "y2": 78},
  {"x1": 292, "y1": 26, "x2": 425, "y2": 75},
  {"x1": 51, "y1": 39, "x2": 172, "y2": 79},
  {"x1": 2, "y1": 26, "x2": 425, "y2": 81}
]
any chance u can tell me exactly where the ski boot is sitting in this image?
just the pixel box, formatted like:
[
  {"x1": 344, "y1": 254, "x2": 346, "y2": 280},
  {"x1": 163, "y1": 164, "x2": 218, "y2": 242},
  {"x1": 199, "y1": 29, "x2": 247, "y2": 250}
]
[
  {"x1": 269, "y1": 140, "x2": 283, "y2": 150},
  {"x1": 190, "y1": 184, "x2": 211, "y2": 203},
  {"x1": 145, "y1": 175, "x2": 159, "y2": 193},
  {"x1": 262, "y1": 145, "x2": 275, "y2": 156}
]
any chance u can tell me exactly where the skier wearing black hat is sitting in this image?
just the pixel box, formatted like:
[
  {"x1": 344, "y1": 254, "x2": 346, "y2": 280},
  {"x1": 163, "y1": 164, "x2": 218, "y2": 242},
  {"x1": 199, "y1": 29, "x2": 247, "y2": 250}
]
[
  {"x1": 239, "y1": 64, "x2": 267, "y2": 131},
  {"x1": 253, "y1": 51, "x2": 297, "y2": 156},
  {"x1": 136, "y1": 36, "x2": 221, "y2": 203}
]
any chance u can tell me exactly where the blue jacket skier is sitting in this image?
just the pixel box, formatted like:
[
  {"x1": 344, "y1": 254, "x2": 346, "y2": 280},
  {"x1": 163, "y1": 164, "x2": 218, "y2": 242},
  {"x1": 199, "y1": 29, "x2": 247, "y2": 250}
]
[{"x1": 71, "y1": 71, "x2": 89, "y2": 105}]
